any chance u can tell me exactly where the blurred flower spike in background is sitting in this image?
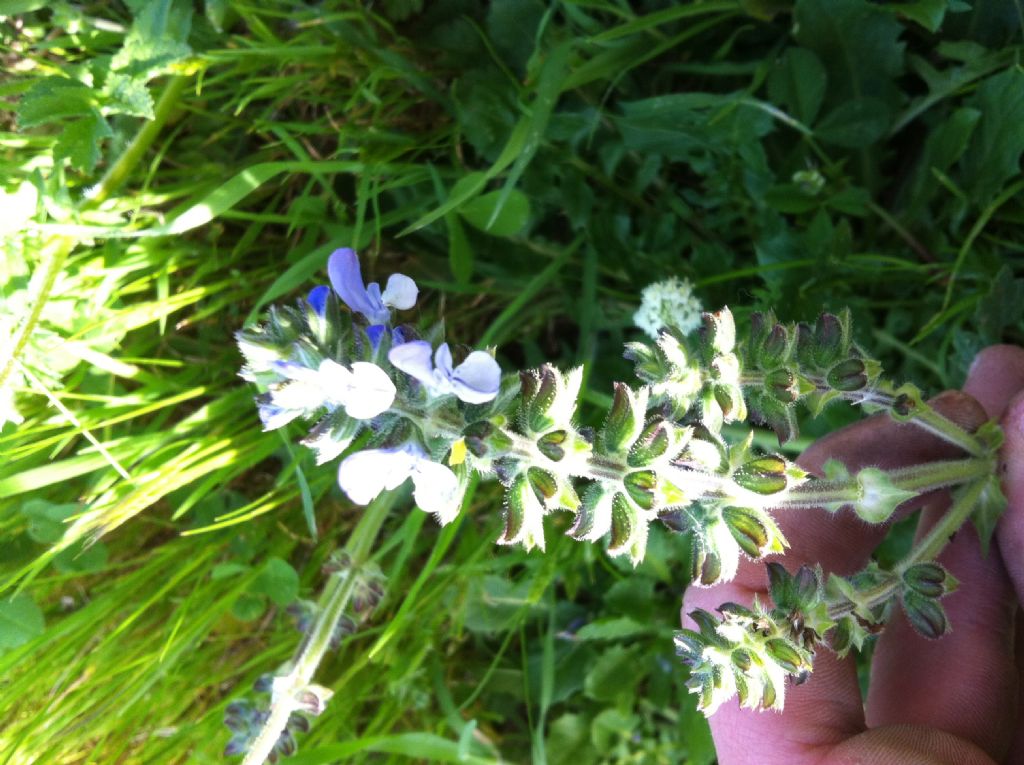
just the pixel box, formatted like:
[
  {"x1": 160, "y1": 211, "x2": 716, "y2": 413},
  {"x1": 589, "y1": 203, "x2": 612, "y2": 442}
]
[{"x1": 633, "y1": 276, "x2": 703, "y2": 338}]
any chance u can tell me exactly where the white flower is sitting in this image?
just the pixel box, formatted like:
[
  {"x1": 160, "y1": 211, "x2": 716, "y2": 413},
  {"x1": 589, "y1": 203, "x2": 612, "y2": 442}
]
[
  {"x1": 337, "y1": 444, "x2": 462, "y2": 523},
  {"x1": 258, "y1": 359, "x2": 395, "y2": 430},
  {"x1": 388, "y1": 341, "x2": 500, "y2": 404},
  {"x1": 633, "y1": 277, "x2": 703, "y2": 339}
]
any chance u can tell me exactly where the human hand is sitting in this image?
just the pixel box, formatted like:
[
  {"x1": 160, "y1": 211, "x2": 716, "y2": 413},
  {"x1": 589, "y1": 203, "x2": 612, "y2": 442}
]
[{"x1": 682, "y1": 346, "x2": 1024, "y2": 765}]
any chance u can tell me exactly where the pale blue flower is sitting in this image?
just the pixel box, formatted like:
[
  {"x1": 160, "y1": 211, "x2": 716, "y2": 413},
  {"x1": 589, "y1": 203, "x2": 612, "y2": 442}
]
[
  {"x1": 337, "y1": 443, "x2": 461, "y2": 523},
  {"x1": 328, "y1": 247, "x2": 417, "y2": 325},
  {"x1": 388, "y1": 341, "x2": 500, "y2": 404},
  {"x1": 257, "y1": 358, "x2": 396, "y2": 429}
]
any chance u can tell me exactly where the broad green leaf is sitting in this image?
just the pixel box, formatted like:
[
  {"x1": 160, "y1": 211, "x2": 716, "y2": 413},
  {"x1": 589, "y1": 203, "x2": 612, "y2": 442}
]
[
  {"x1": 582, "y1": 644, "x2": 645, "y2": 702},
  {"x1": 250, "y1": 556, "x2": 300, "y2": 606},
  {"x1": 111, "y1": 0, "x2": 192, "y2": 79},
  {"x1": 884, "y1": 0, "x2": 955, "y2": 31},
  {"x1": 0, "y1": 593, "x2": 44, "y2": 651},
  {"x1": 102, "y1": 73, "x2": 155, "y2": 119},
  {"x1": 458, "y1": 188, "x2": 531, "y2": 236},
  {"x1": 55, "y1": 113, "x2": 113, "y2": 173},
  {"x1": 795, "y1": 0, "x2": 905, "y2": 111},
  {"x1": 815, "y1": 97, "x2": 891, "y2": 148},
  {"x1": 20, "y1": 499, "x2": 79, "y2": 544},
  {"x1": 959, "y1": 67, "x2": 1024, "y2": 204},
  {"x1": 766, "y1": 47, "x2": 826, "y2": 125},
  {"x1": 16, "y1": 77, "x2": 95, "y2": 127}
]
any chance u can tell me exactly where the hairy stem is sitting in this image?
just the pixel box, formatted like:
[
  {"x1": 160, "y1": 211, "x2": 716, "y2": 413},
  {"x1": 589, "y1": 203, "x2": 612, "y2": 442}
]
[
  {"x1": 777, "y1": 457, "x2": 991, "y2": 510},
  {"x1": 827, "y1": 478, "x2": 988, "y2": 620},
  {"x1": 242, "y1": 493, "x2": 392, "y2": 765}
]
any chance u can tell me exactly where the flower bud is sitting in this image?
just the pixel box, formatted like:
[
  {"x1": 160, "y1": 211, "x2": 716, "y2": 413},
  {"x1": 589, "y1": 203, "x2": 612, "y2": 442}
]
[
  {"x1": 901, "y1": 590, "x2": 949, "y2": 639},
  {"x1": 764, "y1": 638, "x2": 804, "y2": 674},
  {"x1": 628, "y1": 420, "x2": 669, "y2": 467},
  {"x1": 731, "y1": 647, "x2": 753, "y2": 672},
  {"x1": 765, "y1": 368, "x2": 798, "y2": 403},
  {"x1": 463, "y1": 420, "x2": 494, "y2": 457},
  {"x1": 674, "y1": 630, "x2": 705, "y2": 662},
  {"x1": 521, "y1": 368, "x2": 558, "y2": 433},
  {"x1": 602, "y1": 383, "x2": 648, "y2": 454},
  {"x1": 527, "y1": 467, "x2": 558, "y2": 503},
  {"x1": 536, "y1": 429, "x2": 567, "y2": 462},
  {"x1": 761, "y1": 324, "x2": 790, "y2": 367},
  {"x1": 623, "y1": 341, "x2": 663, "y2": 383},
  {"x1": 722, "y1": 506, "x2": 770, "y2": 557},
  {"x1": 814, "y1": 313, "x2": 844, "y2": 365},
  {"x1": 700, "y1": 308, "x2": 736, "y2": 356},
  {"x1": 733, "y1": 456, "x2": 789, "y2": 495},
  {"x1": 902, "y1": 562, "x2": 948, "y2": 598},
  {"x1": 623, "y1": 469, "x2": 657, "y2": 510},
  {"x1": 608, "y1": 491, "x2": 647, "y2": 563},
  {"x1": 826, "y1": 358, "x2": 867, "y2": 392}
]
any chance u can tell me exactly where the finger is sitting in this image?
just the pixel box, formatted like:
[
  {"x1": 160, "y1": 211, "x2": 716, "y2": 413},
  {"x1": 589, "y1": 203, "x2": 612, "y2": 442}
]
[
  {"x1": 866, "y1": 346, "x2": 1024, "y2": 759},
  {"x1": 681, "y1": 392, "x2": 986, "y2": 764},
  {"x1": 735, "y1": 390, "x2": 988, "y2": 589},
  {"x1": 827, "y1": 725, "x2": 997, "y2": 765},
  {"x1": 998, "y1": 390, "x2": 1024, "y2": 764}
]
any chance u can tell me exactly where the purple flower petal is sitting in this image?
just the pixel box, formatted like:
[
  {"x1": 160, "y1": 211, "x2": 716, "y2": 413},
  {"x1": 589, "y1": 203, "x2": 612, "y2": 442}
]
[
  {"x1": 307, "y1": 285, "x2": 329, "y2": 316},
  {"x1": 388, "y1": 341, "x2": 436, "y2": 386},
  {"x1": 327, "y1": 248, "x2": 377, "y2": 319},
  {"x1": 365, "y1": 324, "x2": 386, "y2": 349},
  {"x1": 451, "y1": 351, "x2": 501, "y2": 404}
]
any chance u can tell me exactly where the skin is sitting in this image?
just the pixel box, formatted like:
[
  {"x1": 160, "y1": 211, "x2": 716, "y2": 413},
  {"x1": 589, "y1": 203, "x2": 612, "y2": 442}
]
[{"x1": 682, "y1": 345, "x2": 1024, "y2": 765}]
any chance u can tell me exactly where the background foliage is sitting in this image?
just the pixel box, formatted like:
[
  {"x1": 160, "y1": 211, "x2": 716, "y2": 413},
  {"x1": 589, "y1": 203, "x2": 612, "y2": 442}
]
[{"x1": 1, "y1": 0, "x2": 1022, "y2": 762}]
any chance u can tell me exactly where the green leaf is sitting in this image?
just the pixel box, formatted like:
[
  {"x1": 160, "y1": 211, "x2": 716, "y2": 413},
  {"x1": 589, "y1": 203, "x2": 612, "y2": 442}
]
[
  {"x1": 884, "y1": 0, "x2": 954, "y2": 31},
  {"x1": 21, "y1": 499, "x2": 79, "y2": 544},
  {"x1": 766, "y1": 47, "x2": 827, "y2": 125},
  {"x1": 960, "y1": 68, "x2": 1024, "y2": 204},
  {"x1": 16, "y1": 77, "x2": 95, "y2": 127},
  {"x1": 251, "y1": 557, "x2": 300, "y2": 606},
  {"x1": 815, "y1": 97, "x2": 891, "y2": 148},
  {"x1": 111, "y1": 0, "x2": 193, "y2": 80},
  {"x1": 583, "y1": 644, "x2": 645, "y2": 702},
  {"x1": 446, "y1": 213, "x2": 473, "y2": 284},
  {"x1": 231, "y1": 592, "x2": 266, "y2": 621},
  {"x1": 458, "y1": 188, "x2": 531, "y2": 237},
  {"x1": 795, "y1": 0, "x2": 904, "y2": 110},
  {"x1": 573, "y1": 616, "x2": 652, "y2": 641},
  {"x1": 972, "y1": 474, "x2": 1007, "y2": 556},
  {"x1": 0, "y1": 593, "x2": 45, "y2": 651},
  {"x1": 975, "y1": 266, "x2": 1024, "y2": 342},
  {"x1": 102, "y1": 73, "x2": 155, "y2": 119},
  {"x1": 55, "y1": 114, "x2": 113, "y2": 174},
  {"x1": 54, "y1": 541, "x2": 109, "y2": 574}
]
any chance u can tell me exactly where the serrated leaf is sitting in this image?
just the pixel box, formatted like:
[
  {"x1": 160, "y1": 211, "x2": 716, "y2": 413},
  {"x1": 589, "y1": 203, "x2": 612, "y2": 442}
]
[
  {"x1": 16, "y1": 77, "x2": 95, "y2": 127},
  {"x1": 884, "y1": 0, "x2": 954, "y2": 31},
  {"x1": 102, "y1": 73, "x2": 155, "y2": 119},
  {"x1": 0, "y1": 593, "x2": 45, "y2": 651},
  {"x1": 111, "y1": 0, "x2": 193, "y2": 80},
  {"x1": 55, "y1": 114, "x2": 113, "y2": 173}
]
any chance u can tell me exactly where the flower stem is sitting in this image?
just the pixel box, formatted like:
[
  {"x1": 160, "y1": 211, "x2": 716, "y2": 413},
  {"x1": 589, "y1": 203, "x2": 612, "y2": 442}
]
[
  {"x1": 776, "y1": 457, "x2": 991, "y2": 510},
  {"x1": 904, "y1": 401, "x2": 987, "y2": 457},
  {"x1": 827, "y1": 478, "x2": 987, "y2": 620},
  {"x1": 241, "y1": 492, "x2": 393, "y2": 765},
  {"x1": 86, "y1": 75, "x2": 189, "y2": 206}
]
